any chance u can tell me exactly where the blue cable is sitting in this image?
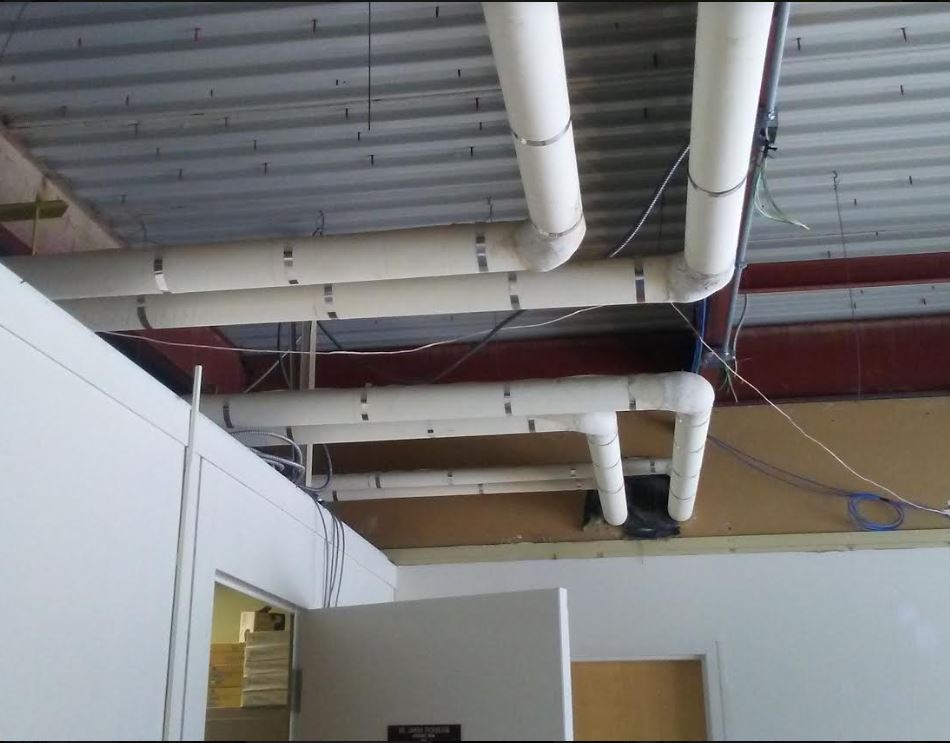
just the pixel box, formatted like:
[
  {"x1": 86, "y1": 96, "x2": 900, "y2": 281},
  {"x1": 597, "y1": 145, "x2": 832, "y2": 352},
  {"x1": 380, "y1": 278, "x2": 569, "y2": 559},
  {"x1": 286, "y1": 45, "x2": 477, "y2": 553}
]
[
  {"x1": 847, "y1": 492, "x2": 904, "y2": 532},
  {"x1": 708, "y1": 436, "x2": 913, "y2": 532}
]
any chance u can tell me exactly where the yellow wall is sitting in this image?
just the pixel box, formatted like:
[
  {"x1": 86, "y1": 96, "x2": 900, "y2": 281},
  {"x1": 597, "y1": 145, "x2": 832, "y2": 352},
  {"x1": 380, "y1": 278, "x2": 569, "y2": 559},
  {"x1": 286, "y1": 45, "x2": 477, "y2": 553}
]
[
  {"x1": 211, "y1": 584, "x2": 273, "y2": 645},
  {"x1": 331, "y1": 396, "x2": 950, "y2": 548}
]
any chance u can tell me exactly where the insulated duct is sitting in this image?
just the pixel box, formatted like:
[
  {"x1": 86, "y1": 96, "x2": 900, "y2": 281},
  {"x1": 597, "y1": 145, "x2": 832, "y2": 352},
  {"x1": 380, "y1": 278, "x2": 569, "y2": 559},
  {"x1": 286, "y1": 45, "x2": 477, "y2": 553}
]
[{"x1": 4, "y1": 2, "x2": 584, "y2": 300}]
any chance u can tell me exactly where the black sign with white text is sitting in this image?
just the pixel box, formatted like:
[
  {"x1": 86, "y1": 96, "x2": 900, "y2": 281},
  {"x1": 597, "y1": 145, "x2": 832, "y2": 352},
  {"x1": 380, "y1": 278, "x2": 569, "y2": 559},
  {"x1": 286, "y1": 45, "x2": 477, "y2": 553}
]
[{"x1": 387, "y1": 724, "x2": 462, "y2": 742}]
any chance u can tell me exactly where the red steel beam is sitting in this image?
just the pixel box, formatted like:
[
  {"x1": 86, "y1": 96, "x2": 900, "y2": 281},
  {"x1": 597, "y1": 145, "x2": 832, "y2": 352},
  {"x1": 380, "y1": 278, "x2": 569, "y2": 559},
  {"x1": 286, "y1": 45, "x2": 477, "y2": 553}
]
[
  {"x1": 244, "y1": 331, "x2": 692, "y2": 390},
  {"x1": 742, "y1": 252, "x2": 950, "y2": 293},
  {"x1": 714, "y1": 315, "x2": 950, "y2": 402},
  {"x1": 243, "y1": 313, "x2": 950, "y2": 403},
  {"x1": 109, "y1": 328, "x2": 248, "y2": 394},
  {"x1": 706, "y1": 252, "x2": 950, "y2": 347}
]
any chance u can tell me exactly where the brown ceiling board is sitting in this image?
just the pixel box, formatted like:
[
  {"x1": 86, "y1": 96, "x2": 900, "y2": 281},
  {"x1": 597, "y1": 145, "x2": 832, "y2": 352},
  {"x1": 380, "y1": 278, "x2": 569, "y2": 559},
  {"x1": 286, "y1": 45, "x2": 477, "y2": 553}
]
[{"x1": 333, "y1": 396, "x2": 950, "y2": 549}]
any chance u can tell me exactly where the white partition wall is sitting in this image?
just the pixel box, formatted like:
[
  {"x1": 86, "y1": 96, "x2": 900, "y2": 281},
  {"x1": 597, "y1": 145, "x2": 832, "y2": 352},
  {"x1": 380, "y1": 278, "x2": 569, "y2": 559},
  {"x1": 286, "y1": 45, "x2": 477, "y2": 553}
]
[
  {"x1": 399, "y1": 549, "x2": 950, "y2": 741},
  {"x1": 0, "y1": 264, "x2": 396, "y2": 741}
]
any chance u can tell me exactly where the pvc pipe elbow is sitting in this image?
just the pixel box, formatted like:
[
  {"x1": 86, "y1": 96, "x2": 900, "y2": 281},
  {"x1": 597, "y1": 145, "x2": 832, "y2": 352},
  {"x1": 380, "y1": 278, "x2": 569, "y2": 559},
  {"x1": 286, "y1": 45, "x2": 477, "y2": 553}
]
[
  {"x1": 665, "y1": 252, "x2": 735, "y2": 304},
  {"x1": 513, "y1": 215, "x2": 587, "y2": 272}
]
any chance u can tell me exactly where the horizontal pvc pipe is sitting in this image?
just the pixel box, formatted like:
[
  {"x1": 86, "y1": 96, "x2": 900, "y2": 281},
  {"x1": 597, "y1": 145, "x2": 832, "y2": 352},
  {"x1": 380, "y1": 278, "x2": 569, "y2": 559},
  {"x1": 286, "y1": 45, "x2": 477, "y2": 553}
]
[
  {"x1": 202, "y1": 373, "x2": 711, "y2": 429},
  {"x1": 332, "y1": 480, "x2": 600, "y2": 501},
  {"x1": 683, "y1": 2, "x2": 773, "y2": 279},
  {"x1": 218, "y1": 373, "x2": 713, "y2": 522},
  {"x1": 3, "y1": 222, "x2": 528, "y2": 300},
  {"x1": 235, "y1": 416, "x2": 573, "y2": 446},
  {"x1": 483, "y1": 2, "x2": 584, "y2": 269},
  {"x1": 60, "y1": 255, "x2": 719, "y2": 331},
  {"x1": 329, "y1": 458, "x2": 669, "y2": 492}
]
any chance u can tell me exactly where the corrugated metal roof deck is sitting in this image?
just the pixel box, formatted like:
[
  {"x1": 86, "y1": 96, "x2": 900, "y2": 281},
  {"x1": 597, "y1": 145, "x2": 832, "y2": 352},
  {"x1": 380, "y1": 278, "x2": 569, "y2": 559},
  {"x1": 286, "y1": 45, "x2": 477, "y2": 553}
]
[
  {"x1": 0, "y1": 1, "x2": 695, "y2": 348},
  {"x1": 0, "y1": 1, "x2": 694, "y2": 259},
  {"x1": 2, "y1": 2, "x2": 950, "y2": 347},
  {"x1": 749, "y1": 1, "x2": 950, "y2": 264}
]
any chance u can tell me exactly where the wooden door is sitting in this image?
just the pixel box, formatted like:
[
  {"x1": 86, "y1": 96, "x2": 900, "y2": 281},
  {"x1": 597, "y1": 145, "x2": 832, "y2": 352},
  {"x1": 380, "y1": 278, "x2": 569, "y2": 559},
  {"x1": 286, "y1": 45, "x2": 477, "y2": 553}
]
[{"x1": 572, "y1": 660, "x2": 707, "y2": 741}]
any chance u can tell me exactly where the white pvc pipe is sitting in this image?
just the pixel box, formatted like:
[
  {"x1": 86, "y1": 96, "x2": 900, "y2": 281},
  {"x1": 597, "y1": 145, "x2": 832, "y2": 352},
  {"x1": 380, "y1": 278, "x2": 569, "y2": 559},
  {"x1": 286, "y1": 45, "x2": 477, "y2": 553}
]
[
  {"x1": 331, "y1": 479, "x2": 599, "y2": 501},
  {"x1": 60, "y1": 256, "x2": 696, "y2": 331},
  {"x1": 235, "y1": 416, "x2": 573, "y2": 446},
  {"x1": 667, "y1": 410, "x2": 713, "y2": 521},
  {"x1": 12, "y1": 3, "x2": 768, "y2": 313},
  {"x1": 6, "y1": 3, "x2": 585, "y2": 300},
  {"x1": 1, "y1": 223, "x2": 526, "y2": 300},
  {"x1": 331, "y1": 455, "x2": 669, "y2": 503},
  {"x1": 215, "y1": 373, "x2": 713, "y2": 521},
  {"x1": 483, "y1": 2, "x2": 585, "y2": 270},
  {"x1": 681, "y1": 2, "x2": 773, "y2": 280},
  {"x1": 329, "y1": 458, "x2": 669, "y2": 492},
  {"x1": 580, "y1": 413, "x2": 628, "y2": 525},
  {"x1": 202, "y1": 374, "x2": 705, "y2": 428}
]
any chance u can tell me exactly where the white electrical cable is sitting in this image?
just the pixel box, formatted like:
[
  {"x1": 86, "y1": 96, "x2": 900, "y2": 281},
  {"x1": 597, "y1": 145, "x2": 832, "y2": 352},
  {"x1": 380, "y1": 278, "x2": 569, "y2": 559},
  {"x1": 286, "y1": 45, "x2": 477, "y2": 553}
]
[
  {"x1": 100, "y1": 305, "x2": 605, "y2": 357},
  {"x1": 670, "y1": 303, "x2": 950, "y2": 517}
]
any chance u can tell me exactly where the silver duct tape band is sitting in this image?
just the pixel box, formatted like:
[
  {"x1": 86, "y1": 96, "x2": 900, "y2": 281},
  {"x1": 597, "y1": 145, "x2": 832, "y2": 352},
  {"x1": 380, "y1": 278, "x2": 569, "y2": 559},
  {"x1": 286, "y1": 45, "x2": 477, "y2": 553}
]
[
  {"x1": 503, "y1": 384, "x2": 512, "y2": 415},
  {"x1": 222, "y1": 401, "x2": 233, "y2": 429},
  {"x1": 475, "y1": 233, "x2": 488, "y2": 272},
  {"x1": 589, "y1": 430, "x2": 620, "y2": 448},
  {"x1": 687, "y1": 169, "x2": 748, "y2": 198},
  {"x1": 511, "y1": 118, "x2": 572, "y2": 147},
  {"x1": 507, "y1": 272, "x2": 521, "y2": 310},
  {"x1": 592, "y1": 454, "x2": 623, "y2": 470},
  {"x1": 323, "y1": 283, "x2": 338, "y2": 319},
  {"x1": 152, "y1": 256, "x2": 170, "y2": 294},
  {"x1": 532, "y1": 211, "x2": 585, "y2": 240},
  {"x1": 136, "y1": 295, "x2": 152, "y2": 330},
  {"x1": 633, "y1": 259, "x2": 646, "y2": 303},
  {"x1": 283, "y1": 245, "x2": 299, "y2": 285},
  {"x1": 360, "y1": 387, "x2": 369, "y2": 421}
]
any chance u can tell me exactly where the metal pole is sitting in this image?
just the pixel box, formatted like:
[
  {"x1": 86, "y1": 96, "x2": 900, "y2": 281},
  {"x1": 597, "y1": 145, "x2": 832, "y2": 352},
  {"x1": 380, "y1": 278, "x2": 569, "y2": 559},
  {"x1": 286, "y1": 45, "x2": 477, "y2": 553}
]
[
  {"x1": 720, "y1": 1, "x2": 791, "y2": 362},
  {"x1": 163, "y1": 365, "x2": 203, "y2": 740}
]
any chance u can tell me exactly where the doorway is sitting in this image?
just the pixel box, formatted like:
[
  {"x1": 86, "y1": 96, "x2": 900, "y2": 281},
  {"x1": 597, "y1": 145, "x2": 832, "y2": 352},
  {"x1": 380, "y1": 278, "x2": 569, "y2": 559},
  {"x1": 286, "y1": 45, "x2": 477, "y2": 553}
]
[
  {"x1": 205, "y1": 583, "x2": 293, "y2": 741},
  {"x1": 572, "y1": 660, "x2": 707, "y2": 741}
]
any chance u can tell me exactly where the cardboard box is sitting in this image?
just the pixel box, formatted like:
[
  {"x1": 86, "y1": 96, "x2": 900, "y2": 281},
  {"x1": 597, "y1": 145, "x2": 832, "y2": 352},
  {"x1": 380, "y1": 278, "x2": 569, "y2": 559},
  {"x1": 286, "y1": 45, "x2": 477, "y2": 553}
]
[
  {"x1": 208, "y1": 642, "x2": 246, "y2": 709},
  {"x1": 242, "y1": 669, "x2": 289, "y2": 692},
  {"x1": 210, "y1": 643, "x2": 245, "y2": 666},
  {"x1": 241, "y1": 688, "x2": 289, "y2": 708},
  {"x1": 205, "y1": 706, "x2": 290, "y2": 741},
  {"x1": 238, "y1": 610, "x2": 286, "y2": 641},
  {"x1": 208, "y1": 666, "x2": 244, "y2": 688},
  {"x1": 207, "y1": 685, "x2": 242, "y2": 709}
]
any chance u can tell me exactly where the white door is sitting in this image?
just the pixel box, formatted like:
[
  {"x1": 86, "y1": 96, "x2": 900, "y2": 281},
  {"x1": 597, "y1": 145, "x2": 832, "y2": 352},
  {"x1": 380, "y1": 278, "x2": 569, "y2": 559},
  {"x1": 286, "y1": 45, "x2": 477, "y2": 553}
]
[{"x1": 293, "y1": 589, "x2": 572, "y2": 741}]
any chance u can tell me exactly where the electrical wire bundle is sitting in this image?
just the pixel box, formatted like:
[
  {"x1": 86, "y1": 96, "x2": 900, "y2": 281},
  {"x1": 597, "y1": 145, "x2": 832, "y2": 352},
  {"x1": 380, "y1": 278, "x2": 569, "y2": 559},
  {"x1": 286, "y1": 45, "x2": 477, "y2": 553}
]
[
  {"x1": 229, "y1": 429, "x2": 345, "y2": 607},
  {"x1": 709, "y1": 436, "x2": 908, "y2": 531}
]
